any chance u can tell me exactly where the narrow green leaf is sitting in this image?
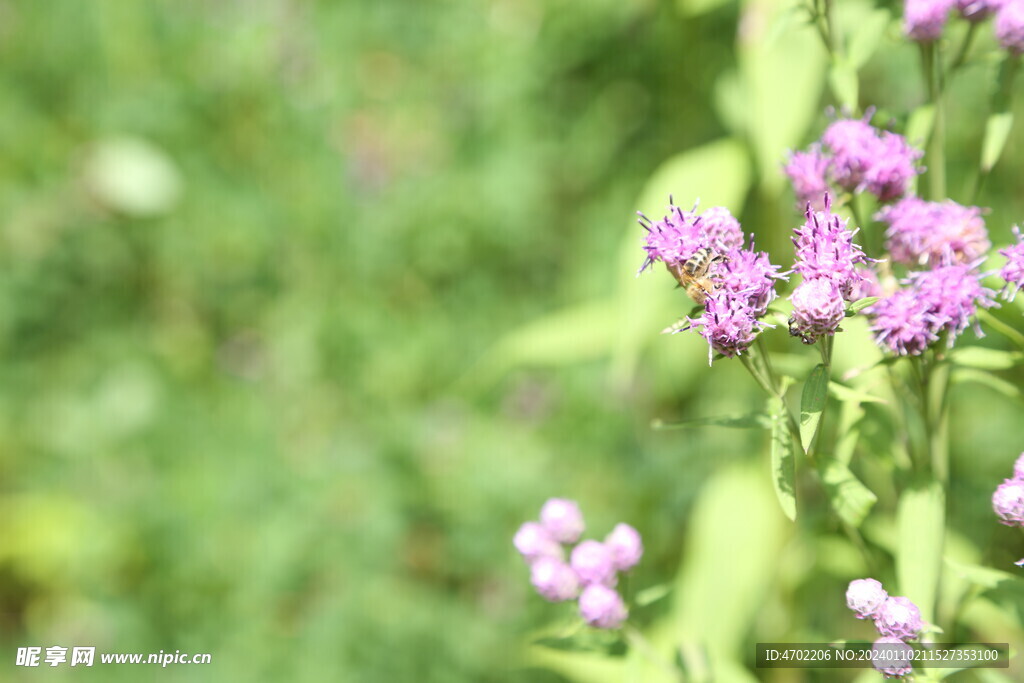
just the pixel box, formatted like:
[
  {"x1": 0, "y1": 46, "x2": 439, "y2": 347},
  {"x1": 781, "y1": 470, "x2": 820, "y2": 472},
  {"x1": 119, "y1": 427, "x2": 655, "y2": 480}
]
[
  {"x1": 652, "y1": 413, "x2": 772, "y2": 430},
  {"x1": 847, "y1": 9, "x2": 891, "y2": 69},
  {"x1": 828, "y1": 381, "x2": 886, "y2": 405},
  {"x1": 844, "y1": 297, "x2": 879, "y2": 316},
  {"x1": 981, "y1": 112, "x2": 1014, "y2": 172},
  {"x1": 818, "y1": 459, "x2": 877, "y2": 527},
  {"x1": 896, "y1": 481, "x2": 945, "y2": 623},
  {"x1": 906, "y1": 104, "x2": 935, "y2": 149},
  {"x1": 952, "y1": 368, "x2": 1022, "y2": 400},
  {"x1": 829, "y1": 61, "x2": 859, "y2": 111},
  {"x1": 945, "y1": 558, "x2": 1022, "y2": 590},
  {"x1": 770, "y1": 399, "x2": 797, "y2": 521},
  {"x1": 950, "y1": 347, "x2": 1024, "y2": 370},
  {"x1": 799, "y1": 364, "x2": 829, "y2": 452},
  {"x1": 634, "y1": 583, "x2": 672, "y2": 607}
]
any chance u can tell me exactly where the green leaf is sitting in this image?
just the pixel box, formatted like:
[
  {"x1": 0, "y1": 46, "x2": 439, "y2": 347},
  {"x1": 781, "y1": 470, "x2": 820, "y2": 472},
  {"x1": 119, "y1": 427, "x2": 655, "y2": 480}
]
[
  {"x1": 676, "y1": 0, "x2": 735, "y2": 17},
  {"x1": 896, "y1": 480, "x2": 945, "y2": 623},
  {"x1": 770, "y1": 399, "x2": 797, "y2": 521},
  {"x1": 799, "y1": 364, "x2": 829, "y2": 452},
  {"x1": 829, "y1": 60, "x2": 858, "y2": 111},
  {"x1": 981, "y1": 111, "x2": 1014, "y2": 172},
  {"x1": 828, "y1": 381, "x2": 886, "y2": 405},
  {"x1": 634, "y1": 583, "x2": 672, "y2": 607},
  {"x1": 952, "y1": 368, "x2": 1022, "y2": 401},
  {"x1": 818, "y1": 459, "x2": 876, "y2": 527},
  {"x1": 906, "y1": 104, "x2": 935, "y2": 149},
  {"x1": 652, "y1": 413, "x2": 772, "y2": 430},
  {"x1": 945, "y1": 558, "x2": 1023, "y2": 590},
  {"x1": 844, "y1": 297, "x2": 878, "y2": 316},
  {"x1": 847, "y1": 9, "x2": 891, "y2": 69},
  {"x1": 949, "y1": 347, "x2": 1024, "y2": 370}
]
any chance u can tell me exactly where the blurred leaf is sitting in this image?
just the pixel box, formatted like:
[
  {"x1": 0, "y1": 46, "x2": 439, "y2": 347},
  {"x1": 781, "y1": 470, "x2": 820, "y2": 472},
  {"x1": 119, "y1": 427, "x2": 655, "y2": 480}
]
[
  {"x1": 828, "y1": 381, "x2": 885, "y2": 405},
  {"x1": 896, "y1": 480, "x2": 944, "y2": 623},
  {"x1": 951, "y1": 368, "x2": 1022, "y2": 401},
  {"x1": 818, "y1": 459, "x2": 876, "y2": 527},
  {"x1": 652, "y1": 413, "x2": 772, "y2": 430},
  {"x1": 612, "y1": 138, "x2": 751, "y2": 385},
  {"x1": 845, "y1": 297, "x2": 879, "y2": 316},
  {"x1": 799, "y1": 364, "x2": 829, "y2": 452},
  {"x1": 981, "y1": 113, "x2": 1014, "y2": 173},
  {"x1": 674, "y1": 462, "x2": 789, "y2": 668},
  {"x1": 905, "y1": 104, "x2": 935, "y2": 149},
  {"x1": 83, "y1": 136, "x2": 182, "y2": 217},
  {"x1": 635, "y1": 583, "x2": 673, "y2": 607},
  {"x1": 945, "y1": 558, "x2": 1024, "y2": 590},
  {"x1": 829, "y1": 60, "x2": 858, "y2": 111},
  {"x1": 532, "y1": 629, "x2": 626, "y2": 656},
  {"x1": 846, "y1": 8, "x2": 891, "y2": 69},
  {"x1": 949, "y1": 347, "x2": 1024, "y2": 370},
  {"x1": 737, "y1": 0, "x2": 827, "y2": 193},
  {"x1": 677, "y1": 0, "x2": 736, "y2": 17},
  {"x1": 771, "y1": 398, "x2": 798, "y2": 521}
]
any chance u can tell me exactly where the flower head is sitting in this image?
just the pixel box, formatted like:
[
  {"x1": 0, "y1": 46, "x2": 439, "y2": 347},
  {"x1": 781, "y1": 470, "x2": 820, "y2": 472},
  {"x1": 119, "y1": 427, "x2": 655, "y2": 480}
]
[
  {"x1": 957, "y1": 0, "x2": 1002, "y2": 21},
  {"x1": 514, "y1": 522, "x2": 563, "y2": 563},
  {"x1": 686, "y1": 293, "x2": 768, "y2": 364},
  {"x1": 872, "y1": 637, "x2": 914, "y2": 679},
  {"x1": 789, "y1": 278, "x2": 845, "y2": 344},
  {"x1": 822, "y1": 117, "x2": 880, "y2": 191},
  {"x1": 784, "y1": 145, "x2": 831, "y2": 210},
  {"x1": 530, "y1": 557, "x2": 581, "y2": 602},
  {"x1": 638, "y1": 202, "x2": 743, "y2": 274},
  {"x1": 699, "y1": 206, "x2": 745, "y2": 253},
  {"x1": 910, "y1": 264, "x2": 996, "y2": 342},
  {"x1": 578, "y1": 584, "x2": 628, "y2": 629},
  {"x1": 877, "y1": 197, "x2": 990, "y2": 268},
  {"x1": 993, "y1": 478, "x2": 1024, "y2": 526},
  {"x1": 570, "y1": 540, "x2": 618, "y2": 587},
  {"x1": 718, "y1": 238, "x2": 787, "y2": 316},
  {"x1": 999, "y1": 226, "x2": 1024, "y2": 301},
  {"x1": 540, "y1": 498, "x2": 585, "y2": 544},
  {"x1": 862, "y1": 132, "x2": 925, "y2": 202},
  {"x1": 846, "y1": 578, "x2": 889, "y2": 620},
  {"x1": 868, "y1": 289, "x2": 939, "y2": 356},
  {"x1": 996, "y1": 0, "x2": 1024, "y2": 53},
  {"x1": 605, "y1": 523, "x2": 644, "y2": 571},
  {"x1": 792, "y1": 197, "x2": 872, "y2": 299},
  {"x1": 874, "y1": 596, "x2": 923, "y2": 640},
  {"x1": 904, "y1": 0, "x2": 955, "y2": 41}
]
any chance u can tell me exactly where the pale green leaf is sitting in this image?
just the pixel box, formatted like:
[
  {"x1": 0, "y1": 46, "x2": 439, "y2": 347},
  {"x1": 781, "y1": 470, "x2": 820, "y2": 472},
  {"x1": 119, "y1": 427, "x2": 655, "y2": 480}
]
[
  {"x1": 906, "y1": 104, "x2": 935, "y2": 149},
  {"x1": 818, "y1": 459, "x2": 876, "y2": 527},
  {"x1": 829, "y1": 61, "x2": 858, "y2": 111},
  {"x1": 981, "y1": 112, "x2": 1014, "y2": 172},
  {"x1": 950, "y1": 347, "x2": 1024, "y2": 370},
  {"x1": 828, "y1": 381, "x2": 886, "y2": 405},
  {"x1": 896, "y1": 481, "x2": 945, "y2": 623},
  {"x1": 844, "y1": 297, "x2": 878, "y2": 316},
  {"x1": 771, "y1": 399, "x2": 798, "y2": 521},
  {"x1": 652, "y1": 413, "x2": 772, "y2": 430},
  {"x1": 847, "y1": 9, "x2": 891, "y2": 69}
]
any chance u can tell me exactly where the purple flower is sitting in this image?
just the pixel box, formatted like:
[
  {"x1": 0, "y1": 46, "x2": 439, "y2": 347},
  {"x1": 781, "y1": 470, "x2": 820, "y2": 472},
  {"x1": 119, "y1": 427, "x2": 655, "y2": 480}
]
[
  {"x1": 789, "y1": 278, "x2": 845, "y2": 344},
  {"x1": 904, "y1": 0, "x2": 955, "y2": 41},
  {"x1": 996, "y1": 0, "x2": 1024, "y2": 53},
  {"x1": 539, "y1": 498, "x2": 585, "y2": 544},
  {"x1": 1014, "y1": 452, "x2": 1024, "y2": 480},
  {"x1": 822, "y1": 117, "x2": 880, "y2": 191},
  {"x1": 910, "y1": 264, "x2": 996, "y2": 342},
  {"x1": 699, "y1": 206, "x2": 745, "y2": 253},
  {"x1": 846, "y1": 578, "x2": 889, "y2": 620},
  {"x1": 638, "y1": 201, "x2": 744, "y2": 274},
  {"x1": 868, "y1": 289, "x2": 939, "y2": 356},
  {"x1": 530, "y1": 557, "x2": 581, "y2": 602},
  {"x1": 792, "y1": 197, "x2": 872, "y2": 299},
  {"x1": 578, "y1": 584, "x2": 628, "y2": 629},
  {"x1": 862, "y1": 132, "x2": 924, "y2": 202},
  {"x1": 957, "y1": 0, "x2": 1002, "y2": 21},
  {"x1": 686, "y1": 293, "x2": 768, "y2": 364},
  {"x1": 993, "y1": 478, "x2": 1024, "y2": 526},
  {"x1": 514, "y1": 522, "x2": 563, "y2": 563},
  {"x1": 570, "y1": 540, "x2": 618, "y2": 587},
  {"x1": 872, "y1": 637, "x2": 914, "y2": 679},
  {"x1": 877, "y1": 197, "x2": 990, "y2": 268},
  {"x1": 874, "y1": 596, "x2": 923, "y2": 640},
  {"x1": 999, "y1": 226, "x2": 1024, "y2": 301},
  {"x1": 718, "y1": 239, "x2": 787, "y2": 316},
  {"x1": 605, "y1": 523, "x2": 643, "y2": 571},
  {"x1": 784, "y1": 145, "x2": 831, "y2": 210}
]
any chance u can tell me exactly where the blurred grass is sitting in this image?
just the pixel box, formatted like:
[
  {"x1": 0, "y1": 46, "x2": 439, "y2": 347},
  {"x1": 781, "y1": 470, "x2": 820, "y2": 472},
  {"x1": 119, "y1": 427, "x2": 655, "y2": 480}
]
[{"x1": 0, "y1": 1, "x2": 1023, "y2": 681}]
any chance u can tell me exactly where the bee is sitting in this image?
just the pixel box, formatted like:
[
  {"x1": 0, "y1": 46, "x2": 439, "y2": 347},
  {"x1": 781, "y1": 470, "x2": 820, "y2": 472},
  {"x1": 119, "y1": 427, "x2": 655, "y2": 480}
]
[{"x1": 666, "y1": 247, "x2": 728, "y2": 305}]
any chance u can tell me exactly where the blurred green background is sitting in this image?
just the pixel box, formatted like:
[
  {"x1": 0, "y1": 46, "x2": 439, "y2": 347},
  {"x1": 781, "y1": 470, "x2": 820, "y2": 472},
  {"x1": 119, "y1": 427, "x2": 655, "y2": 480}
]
[{"x1": 1, "y1": 1, "x2": 1023, "y2": 681}]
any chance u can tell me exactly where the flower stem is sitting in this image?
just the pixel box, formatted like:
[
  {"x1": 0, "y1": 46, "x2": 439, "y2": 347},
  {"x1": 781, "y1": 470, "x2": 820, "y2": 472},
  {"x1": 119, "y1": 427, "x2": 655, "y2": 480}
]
[
  {"x1": 920, "y1": 42, "x2": 946, "y2": 200},
  {"x1": 947, "y1": 21, "x2": 978, "y2": 75}
]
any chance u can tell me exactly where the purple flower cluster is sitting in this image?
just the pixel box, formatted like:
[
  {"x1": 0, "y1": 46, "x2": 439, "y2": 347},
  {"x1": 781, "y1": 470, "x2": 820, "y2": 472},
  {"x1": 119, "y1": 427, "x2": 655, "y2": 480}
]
[
  {"x1": 904, "y1": 0, "x2": 1024, "y2": 52},
  {"x1": 992, "y1": 453, "x2": 1024, "y2": 530},
  {"x1": 876, "y1": 197, "x2": 990, "y2": 268},
  {"x1": 867, "y1": 263, "x2": 996, "y2": 356},
  {"x1": 999, "y1": 226, "x2": 1024, "y2": 300},
  {"x1": 514, "y1": 499, "x2": 642, "y2": 629},
  {"x1": 685, "y1": 236, "x2": 786, "y2": 363},
  {"x1": 638, "y1": 201, "x2": 744, "y2": 275},
  {"x1": 785, "y1": 116, "x2": 922, "y2": 207},
  {"x1": 846, "y1": 579, "x2": 923, "y2": 679}
]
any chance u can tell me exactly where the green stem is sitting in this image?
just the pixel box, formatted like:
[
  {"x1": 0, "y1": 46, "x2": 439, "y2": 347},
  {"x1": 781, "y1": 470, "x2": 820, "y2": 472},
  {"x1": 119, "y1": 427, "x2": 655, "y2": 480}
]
[{"x1": 947, "y1": 22, "x2": 979, "y2": 75}]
